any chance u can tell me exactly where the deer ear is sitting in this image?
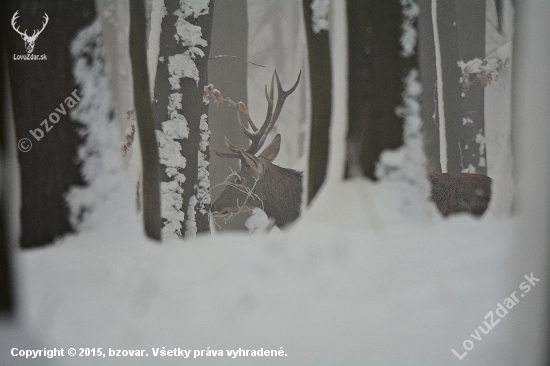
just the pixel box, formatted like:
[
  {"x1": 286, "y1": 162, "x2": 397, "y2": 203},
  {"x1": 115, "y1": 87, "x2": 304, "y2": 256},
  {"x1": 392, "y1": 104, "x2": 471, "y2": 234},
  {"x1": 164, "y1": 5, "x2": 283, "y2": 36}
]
[
  {"x1": 239, "y1": 151, "x2": 263, "y2": 174},
  {"x1": 258, "y1": 134, "x2": 281, "y2": 162}
]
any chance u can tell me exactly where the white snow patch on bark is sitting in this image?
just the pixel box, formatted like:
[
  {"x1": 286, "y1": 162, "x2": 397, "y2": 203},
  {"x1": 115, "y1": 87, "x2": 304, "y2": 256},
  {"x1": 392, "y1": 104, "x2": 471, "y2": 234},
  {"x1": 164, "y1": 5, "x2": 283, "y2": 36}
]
[
  {"x1": 185, "y1": 194, "x2": 198, "y2": 238},
  {"x1": 462, "y1": 164, "x2": 476, "y2": 174},
  {"x1": 400, "y1": 0, "x2": 419, "y2": 57},
  {"x1": 174, "y1": 13, "x2": 208, "y2": 48},
  {"x1": 458, "y1": 57, "x2": 510, "y2": 91},
  {"x1": 197, "y1": 113, "x2": 211, "y2": 214},
  {"x1": 160, "y1": 178, "x2": 186, "y2": 240},
  {"x1": 178, "y1": 0, "x2": 210, "y2": 19},
  {"x1": 168, "y1": 53, "x2": 201, "y2": 88},
  {"x1": 475, "y1": 131, "x2": 486, "y2": 158},
  {"x1": 462, "y1": 117, "x2": 474, "y2": 125},
  {"x1": 157, "y1": 92, "x2": 190, "y2": 240},
  {"x1": 66, "y1": 20, "x2": 139, "y2": 236},
  {"x1": 157, "y1": 124, "x2": 187, "y2": 169},
  {"x1": 311, "y1": 0, "x2": 330, "y2": 34},
  {"x1": 168, "y1": 1, "x2": 209, "y2": 88}
]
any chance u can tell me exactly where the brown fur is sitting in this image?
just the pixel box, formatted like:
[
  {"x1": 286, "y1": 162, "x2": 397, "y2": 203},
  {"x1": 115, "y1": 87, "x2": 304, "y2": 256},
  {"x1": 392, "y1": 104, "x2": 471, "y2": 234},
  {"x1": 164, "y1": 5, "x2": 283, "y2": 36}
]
[
  {"x1": 212, "y1": 159, "x2": 302, "y2": 228},
  {"x1": 429, "y1": 173, "x2": 492, "y2": 217}
]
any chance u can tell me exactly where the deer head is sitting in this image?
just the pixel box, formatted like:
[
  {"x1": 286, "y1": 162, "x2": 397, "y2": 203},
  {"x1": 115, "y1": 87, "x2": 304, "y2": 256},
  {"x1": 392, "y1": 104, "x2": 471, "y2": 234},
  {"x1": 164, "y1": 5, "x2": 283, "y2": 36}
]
[
  {"x1": 210, "y1": 70, "x2": 302, "y2": 228},
  {"x1": 11, "y1": 11, "x2": 49, "y2": 54}
]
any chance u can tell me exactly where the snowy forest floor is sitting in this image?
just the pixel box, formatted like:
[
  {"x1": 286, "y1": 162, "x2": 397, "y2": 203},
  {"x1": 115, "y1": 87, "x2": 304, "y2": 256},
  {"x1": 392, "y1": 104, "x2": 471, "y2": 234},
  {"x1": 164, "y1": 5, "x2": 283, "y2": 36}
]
[{"x1": 1, "y1": 179, "x2": 527, "y2": 366}]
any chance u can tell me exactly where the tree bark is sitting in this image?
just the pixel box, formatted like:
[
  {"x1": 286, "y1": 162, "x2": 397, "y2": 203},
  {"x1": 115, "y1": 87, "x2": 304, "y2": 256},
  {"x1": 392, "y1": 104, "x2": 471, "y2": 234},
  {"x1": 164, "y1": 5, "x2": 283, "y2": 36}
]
[
  {"x1": 6, "y1": 0, "x2": 94, "y2": 247},
  {"x1": 302, "y1": 0, "x2": 332, "y2": 203},
  {"x1": 152, "y1": 0, "x2": 214, "y2": 239},
  {"x1": 418, "y1": 0, "x2": 441, "y2": 173},
  {"x1": 436, "y1": 0, "x2": 486, "y2": 174},
  {"x1": 0, "y1": 13, "x2": 13, "y2": 313},
  {"x1": 346, "y1": 0, "x2": 413, "y2": 180},
  {"x1": 207, "y1": 0, "x2": 249, "y2": 232},
  {"x1": 455, "y1": 0, "x2": 486, "y2": 174},
  {"x1": 129, "y1": 0, "x2": 162, "y2": 241}
]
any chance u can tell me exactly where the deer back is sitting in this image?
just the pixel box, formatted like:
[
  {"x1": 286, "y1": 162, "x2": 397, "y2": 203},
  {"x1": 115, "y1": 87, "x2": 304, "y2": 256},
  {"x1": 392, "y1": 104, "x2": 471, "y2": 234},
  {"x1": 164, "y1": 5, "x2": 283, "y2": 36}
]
[{"x1": 429, "y1": 173, "x2": 492, "y2": 217}]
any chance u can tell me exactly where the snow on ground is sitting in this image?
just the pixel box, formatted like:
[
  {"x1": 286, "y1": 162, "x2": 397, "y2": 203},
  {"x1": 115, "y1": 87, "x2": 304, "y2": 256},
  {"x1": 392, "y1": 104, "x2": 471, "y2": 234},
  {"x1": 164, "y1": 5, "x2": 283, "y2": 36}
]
[{"x1": 2, "y1": 201, "x2": 520, "y2": 365}]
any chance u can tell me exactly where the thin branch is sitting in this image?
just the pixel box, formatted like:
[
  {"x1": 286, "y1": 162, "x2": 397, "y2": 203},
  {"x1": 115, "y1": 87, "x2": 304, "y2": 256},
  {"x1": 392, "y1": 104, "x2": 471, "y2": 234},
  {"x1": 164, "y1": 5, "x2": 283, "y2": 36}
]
[
  {"x1": 209, "y1": 54, "x2": 266, "y2": 68},
  {"x1": 212, "y1": 170, "x2": 265, "y2": 225}
]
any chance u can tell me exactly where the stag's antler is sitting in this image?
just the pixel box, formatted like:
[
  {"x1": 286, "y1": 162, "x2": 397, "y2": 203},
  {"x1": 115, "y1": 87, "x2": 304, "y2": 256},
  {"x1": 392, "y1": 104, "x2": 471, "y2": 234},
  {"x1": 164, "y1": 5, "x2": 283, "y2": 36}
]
[{"x1": 209, "y1": 70, "x2": 301, "y2": 159}]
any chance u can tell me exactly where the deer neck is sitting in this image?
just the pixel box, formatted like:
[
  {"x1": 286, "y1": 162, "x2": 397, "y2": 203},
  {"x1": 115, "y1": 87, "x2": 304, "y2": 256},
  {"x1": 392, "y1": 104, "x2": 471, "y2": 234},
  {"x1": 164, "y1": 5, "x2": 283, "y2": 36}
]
[{"x1": 258, "y1": 164, "x2": 302, "y2": 227}]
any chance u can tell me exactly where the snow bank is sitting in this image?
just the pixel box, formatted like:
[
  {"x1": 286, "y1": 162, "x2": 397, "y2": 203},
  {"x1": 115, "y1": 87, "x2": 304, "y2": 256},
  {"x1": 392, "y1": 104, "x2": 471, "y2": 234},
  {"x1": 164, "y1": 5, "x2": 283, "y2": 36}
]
[{"x1": 3, "y1": 208, "x2": 519, "y2": 365}]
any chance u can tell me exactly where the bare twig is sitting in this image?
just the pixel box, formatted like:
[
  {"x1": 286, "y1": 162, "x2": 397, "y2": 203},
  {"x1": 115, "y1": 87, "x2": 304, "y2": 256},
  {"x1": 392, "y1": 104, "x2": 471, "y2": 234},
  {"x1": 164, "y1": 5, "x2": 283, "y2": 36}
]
[
  {"x1": 212, "y1": 170, "x2": 265, "y2": 225},
  {"x1": 209, "y1": 54, "x2": 266, "y2": 68}
]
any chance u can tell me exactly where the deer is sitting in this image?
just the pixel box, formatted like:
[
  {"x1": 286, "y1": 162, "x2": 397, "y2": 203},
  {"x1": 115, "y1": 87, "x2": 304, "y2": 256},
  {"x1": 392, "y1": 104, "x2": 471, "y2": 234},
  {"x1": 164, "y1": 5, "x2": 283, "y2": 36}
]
[
  {"x1": 11, "y1": 11, "x2": 49, "y2": 54},
  {"x1": 428, "y1": 172, "x2": 492, "y2": 217},
  {"x1": 209, "y1": 70, "x2": 302, "y2": 228},
  {"x1": 208, "y1": 71, "x2": 491, "y2": 227}
]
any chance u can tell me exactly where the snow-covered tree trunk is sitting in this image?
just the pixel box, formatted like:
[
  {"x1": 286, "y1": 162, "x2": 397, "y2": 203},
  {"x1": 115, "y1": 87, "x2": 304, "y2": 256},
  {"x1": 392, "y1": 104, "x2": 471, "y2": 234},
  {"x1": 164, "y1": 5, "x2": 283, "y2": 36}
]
[
  {"x1": 303, "y1": 0, "x2": 331, "y2": 204},
  {"x1": 431, "y1": 0, "x2": 487, "y2": 174},
  {"x1": 152, "y1": 0, "x2": 214, "y2": 240},
  {"x1": 446, "y1": 0, "x2": 487, "y2": 174},
  {"x1": 6, "y1": 1, "x2": 95, "y2": 247},
  {"x1": 129, "y1": 0, "x2": 162, "y2": 240},
  {"x1": 453, "y1": 0, "x2": 487, "y2": 174}
]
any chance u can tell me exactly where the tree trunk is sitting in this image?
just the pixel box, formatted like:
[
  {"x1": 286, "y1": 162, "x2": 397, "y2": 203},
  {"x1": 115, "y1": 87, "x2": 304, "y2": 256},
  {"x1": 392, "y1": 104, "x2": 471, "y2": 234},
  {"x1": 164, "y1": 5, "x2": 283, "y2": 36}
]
[
  {"x1": 346, "y1": 0, "x2": 412, "y2": 179},
  {"x1": 129, "y1": 0, "x2": 162, "y2": 241},
  {"x1": 302, "y1": 0, "x2": 332, "y2": 203},
  {"x1": 6, "y1": 0, "x2": 94, "y2": 247},
  {"x1": 207, "y1": 0, "x2": 249, "y2": 232},
  {"x1": 0, "y1": 17, "x2": 13, "y2": 313},
  {"x1": 455, "y1": 0, "x2": 486, "y2": 174},
  {"x1": 436, "y1": 0, "x2": 486, "y2": 174},
  {"x1": 152, "y1": 0, "x2": 214, "y2": 239},
  {"x1": 418, "y1": 0, "x2": 441, "y2": 173}
]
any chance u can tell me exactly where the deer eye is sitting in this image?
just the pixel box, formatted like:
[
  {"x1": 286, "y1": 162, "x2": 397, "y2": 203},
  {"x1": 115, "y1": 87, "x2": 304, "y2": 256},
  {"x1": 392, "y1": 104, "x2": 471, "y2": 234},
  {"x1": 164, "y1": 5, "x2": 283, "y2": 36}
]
[{"x1": 234, "y1": 176, "x2": 243, "y2": 184}]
